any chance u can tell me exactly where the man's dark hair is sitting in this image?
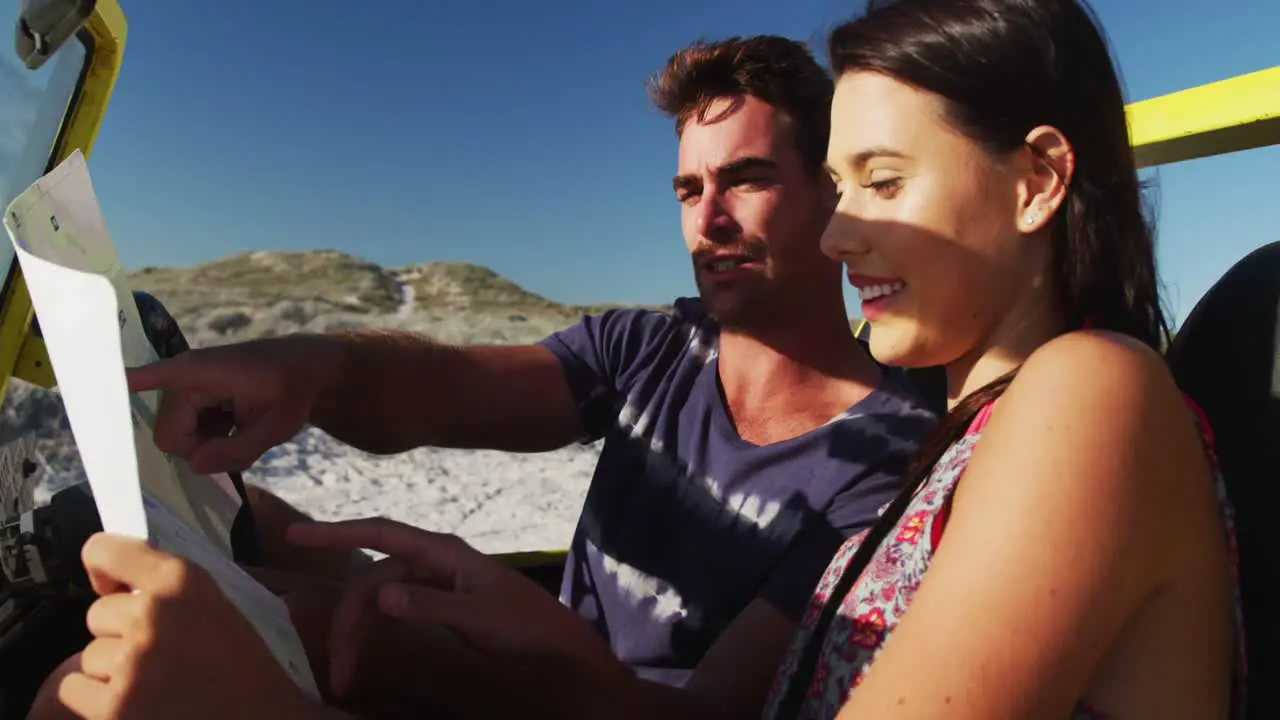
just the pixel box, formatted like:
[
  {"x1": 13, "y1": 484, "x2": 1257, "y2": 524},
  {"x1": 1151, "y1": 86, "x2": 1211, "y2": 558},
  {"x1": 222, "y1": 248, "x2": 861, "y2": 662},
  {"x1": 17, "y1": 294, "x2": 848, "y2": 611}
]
[{"x1": 647, "y1": 35, "x2": 833, "y2": 173}]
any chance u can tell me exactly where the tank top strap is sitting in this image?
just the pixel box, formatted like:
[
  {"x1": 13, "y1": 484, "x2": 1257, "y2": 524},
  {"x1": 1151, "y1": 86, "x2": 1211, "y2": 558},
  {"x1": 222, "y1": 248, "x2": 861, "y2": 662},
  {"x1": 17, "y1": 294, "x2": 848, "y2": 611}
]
[
  {"x1": 1175, "y1": 391, "x2": 1248, "y2": 717},
  {"x1": 1181, "y1": 393, "x2": 1216, "y2": 450},
  {"x1": 965, "y1": 401, "x2": 997, "y2": 436}
]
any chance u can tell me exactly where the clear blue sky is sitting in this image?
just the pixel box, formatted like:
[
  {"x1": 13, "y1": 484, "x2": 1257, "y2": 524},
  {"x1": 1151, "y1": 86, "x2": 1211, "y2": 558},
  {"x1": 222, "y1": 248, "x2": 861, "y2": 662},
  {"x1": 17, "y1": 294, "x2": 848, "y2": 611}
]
[{"x1": 71, "y1": 1, "x2": 1280, "y2": 323}]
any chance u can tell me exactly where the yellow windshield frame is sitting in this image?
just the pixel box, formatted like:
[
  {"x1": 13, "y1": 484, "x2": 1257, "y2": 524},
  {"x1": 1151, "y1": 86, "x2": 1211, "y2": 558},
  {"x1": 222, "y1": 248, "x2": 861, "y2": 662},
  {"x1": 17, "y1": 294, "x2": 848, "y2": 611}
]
[{"x1": 0, "y1": 0, "x2": 127, "y2": 400}]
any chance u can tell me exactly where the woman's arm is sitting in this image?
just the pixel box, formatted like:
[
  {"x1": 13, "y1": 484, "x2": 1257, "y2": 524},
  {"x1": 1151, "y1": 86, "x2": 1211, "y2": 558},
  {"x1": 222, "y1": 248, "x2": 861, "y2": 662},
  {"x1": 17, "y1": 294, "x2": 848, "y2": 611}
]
[{"x1": 835, "y1": 331, "x2": 1221, "y2": 718}]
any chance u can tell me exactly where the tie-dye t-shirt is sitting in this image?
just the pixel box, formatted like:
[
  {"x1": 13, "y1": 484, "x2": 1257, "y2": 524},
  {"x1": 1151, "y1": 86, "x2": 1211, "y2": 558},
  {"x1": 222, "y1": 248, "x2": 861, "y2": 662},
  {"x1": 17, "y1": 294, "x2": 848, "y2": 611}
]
[{"x1": 537, "y1": 298, "x2": 937, "y2": 687}]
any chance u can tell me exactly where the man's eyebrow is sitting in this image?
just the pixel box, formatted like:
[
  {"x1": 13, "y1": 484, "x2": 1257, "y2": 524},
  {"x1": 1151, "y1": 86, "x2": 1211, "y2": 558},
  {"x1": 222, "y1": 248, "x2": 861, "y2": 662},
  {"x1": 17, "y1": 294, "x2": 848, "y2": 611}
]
[
  {"x1": 717, "y1": 156, "x2": 778, "y2": 175},
  {"x1": 672, "y1": 156, "x2": 778, "y2": 191}
]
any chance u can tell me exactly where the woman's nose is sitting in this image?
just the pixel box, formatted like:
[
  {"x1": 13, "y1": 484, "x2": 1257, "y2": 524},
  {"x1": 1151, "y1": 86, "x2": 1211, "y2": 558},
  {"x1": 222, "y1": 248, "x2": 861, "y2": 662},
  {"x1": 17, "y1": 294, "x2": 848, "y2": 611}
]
[{"x1": 820, "y1": 207, "x2": 871, "y2": 262}]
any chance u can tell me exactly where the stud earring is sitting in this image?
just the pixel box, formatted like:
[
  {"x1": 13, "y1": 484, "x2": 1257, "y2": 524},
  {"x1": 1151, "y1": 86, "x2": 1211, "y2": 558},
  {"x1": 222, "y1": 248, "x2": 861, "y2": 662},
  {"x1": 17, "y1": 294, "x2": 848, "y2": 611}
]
[{"x1": 1024, "y1": 214, "x2": 1038, "y2": 226}]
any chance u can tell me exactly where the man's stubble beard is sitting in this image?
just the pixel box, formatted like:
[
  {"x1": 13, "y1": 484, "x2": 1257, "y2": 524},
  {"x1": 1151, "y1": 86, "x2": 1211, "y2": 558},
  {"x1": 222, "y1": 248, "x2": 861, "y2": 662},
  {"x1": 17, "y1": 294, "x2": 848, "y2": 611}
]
[{"x1": 697, "y1": 274, "x2": 791, "y2": 333}]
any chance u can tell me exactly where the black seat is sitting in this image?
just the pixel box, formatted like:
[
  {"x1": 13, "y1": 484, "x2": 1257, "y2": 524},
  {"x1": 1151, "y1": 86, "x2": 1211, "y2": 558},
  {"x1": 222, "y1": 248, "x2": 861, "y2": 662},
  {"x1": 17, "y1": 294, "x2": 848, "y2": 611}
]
[{"x1": 1166, "y1": 240, "x2": 1280, "y2": 718}]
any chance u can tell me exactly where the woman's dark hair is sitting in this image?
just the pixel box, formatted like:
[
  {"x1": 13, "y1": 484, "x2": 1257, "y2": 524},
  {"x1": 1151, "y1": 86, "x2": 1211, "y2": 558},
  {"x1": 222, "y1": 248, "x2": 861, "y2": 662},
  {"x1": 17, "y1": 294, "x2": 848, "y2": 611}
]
[{"x1": 830, "y1": 0, "x2": 1170, "y2": 479}]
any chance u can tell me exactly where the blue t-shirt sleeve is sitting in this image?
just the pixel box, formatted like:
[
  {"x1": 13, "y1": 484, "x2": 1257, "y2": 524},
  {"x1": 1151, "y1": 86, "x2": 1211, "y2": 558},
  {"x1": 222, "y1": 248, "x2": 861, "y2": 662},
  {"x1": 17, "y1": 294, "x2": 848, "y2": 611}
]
[
  {"x1": 537, "y1": 307, "x2": 681, "y2": 441},
  {"x1": 756, "y1": 467, "x2": 904, "y2": 623}
]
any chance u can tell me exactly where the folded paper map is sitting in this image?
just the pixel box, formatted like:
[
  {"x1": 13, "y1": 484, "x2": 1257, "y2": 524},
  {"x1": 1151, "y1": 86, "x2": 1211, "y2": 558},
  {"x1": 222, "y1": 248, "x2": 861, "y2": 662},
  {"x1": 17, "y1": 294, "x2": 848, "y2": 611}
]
[{"x1": 3, "y1": 150, "x2": 319, "y2": 698}]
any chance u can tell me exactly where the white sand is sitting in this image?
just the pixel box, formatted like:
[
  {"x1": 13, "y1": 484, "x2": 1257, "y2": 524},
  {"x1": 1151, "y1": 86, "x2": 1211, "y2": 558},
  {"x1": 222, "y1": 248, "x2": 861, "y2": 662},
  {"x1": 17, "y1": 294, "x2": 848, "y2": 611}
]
[
  {"x1": 5, "y1": 379, "x2": 600, "y2": 557},
  {"x1": 245, "y1": 427, "x2": 599, "y2": 553}
]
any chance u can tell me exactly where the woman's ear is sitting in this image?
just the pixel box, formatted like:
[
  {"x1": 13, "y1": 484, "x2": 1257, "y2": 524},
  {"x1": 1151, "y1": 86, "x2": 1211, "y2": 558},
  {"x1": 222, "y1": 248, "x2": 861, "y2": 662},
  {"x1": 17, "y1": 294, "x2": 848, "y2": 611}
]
[{"x1": 1017, "y1": 125, "x2": 1074, "y2": 235}]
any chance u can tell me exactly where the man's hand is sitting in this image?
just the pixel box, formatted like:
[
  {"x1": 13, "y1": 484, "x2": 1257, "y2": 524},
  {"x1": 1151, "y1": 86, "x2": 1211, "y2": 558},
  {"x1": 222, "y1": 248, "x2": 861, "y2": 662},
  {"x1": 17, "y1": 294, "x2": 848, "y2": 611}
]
[
  {"x1": 54, "y1": 532, "x2": 323, "y2": 720},
  {"x1": 285, "y1": 518, "x2": 629, "y2": 699},
  {"x1": 246, "y1": 566, "x2": 347, "y2": 697},
  {"x1": 126, "y1": 336, "x2": 345, "y2": 474},
  {"x1": 252, "y1": 562, "x2": 515, "y2": 718}
]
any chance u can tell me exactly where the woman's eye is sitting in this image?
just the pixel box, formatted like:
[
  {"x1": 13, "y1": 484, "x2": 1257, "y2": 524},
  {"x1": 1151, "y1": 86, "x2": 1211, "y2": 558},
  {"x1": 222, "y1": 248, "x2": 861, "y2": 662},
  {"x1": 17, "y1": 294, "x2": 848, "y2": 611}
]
[{"x1": 864, "y1": 177, "x2": 902, "y2": 198}]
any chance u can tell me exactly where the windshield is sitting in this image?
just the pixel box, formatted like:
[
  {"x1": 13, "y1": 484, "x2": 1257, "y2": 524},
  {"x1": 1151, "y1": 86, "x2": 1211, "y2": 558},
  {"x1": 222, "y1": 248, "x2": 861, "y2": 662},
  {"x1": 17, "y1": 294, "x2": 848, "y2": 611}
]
[{"x1": 0, "y1": 0, "x2": 88, "y2": 276}]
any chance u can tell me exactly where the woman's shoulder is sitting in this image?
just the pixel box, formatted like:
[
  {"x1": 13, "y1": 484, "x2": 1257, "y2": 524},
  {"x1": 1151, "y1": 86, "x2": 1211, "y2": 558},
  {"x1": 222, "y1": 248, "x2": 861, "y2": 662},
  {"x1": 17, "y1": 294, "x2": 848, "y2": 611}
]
[
  {"x1": 1001, "y1": 329, "x2": 1193, "y2": 442},
  {"x1": 972, "y1": 328, "x2": 1209, "y2": 517},
  {"x1": 1015, "y1": 329, "x2": 1172, "y2": 397}
]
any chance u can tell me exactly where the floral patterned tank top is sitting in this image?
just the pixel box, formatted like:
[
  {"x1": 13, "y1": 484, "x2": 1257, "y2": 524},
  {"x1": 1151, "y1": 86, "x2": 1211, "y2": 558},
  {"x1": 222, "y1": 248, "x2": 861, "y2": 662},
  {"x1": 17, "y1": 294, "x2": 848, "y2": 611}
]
[{"x1": 762, "y1": 397, "x2": 1247, "y2": 720}]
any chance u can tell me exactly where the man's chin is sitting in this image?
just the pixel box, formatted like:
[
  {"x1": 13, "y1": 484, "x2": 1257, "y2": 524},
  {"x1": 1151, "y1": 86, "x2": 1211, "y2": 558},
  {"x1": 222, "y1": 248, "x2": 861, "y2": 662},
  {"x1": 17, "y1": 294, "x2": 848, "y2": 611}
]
[{"x1": 700, "y1": 293, "x2": 761, "y2": 330}]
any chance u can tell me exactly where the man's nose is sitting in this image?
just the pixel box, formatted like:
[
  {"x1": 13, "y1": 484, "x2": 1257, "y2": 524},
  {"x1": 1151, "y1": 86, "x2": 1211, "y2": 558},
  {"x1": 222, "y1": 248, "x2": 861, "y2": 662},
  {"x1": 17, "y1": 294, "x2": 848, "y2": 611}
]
[{"x1": 695, "y1": 193, "x2": 736, "y2": 244}]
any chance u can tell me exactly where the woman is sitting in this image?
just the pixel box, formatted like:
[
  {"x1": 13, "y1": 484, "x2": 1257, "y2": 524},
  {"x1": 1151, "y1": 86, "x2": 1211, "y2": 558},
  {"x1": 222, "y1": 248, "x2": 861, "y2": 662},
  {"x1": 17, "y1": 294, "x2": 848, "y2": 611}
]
[{"x1": 762, "y1": 0, "x2": 1244, "y2": 718}]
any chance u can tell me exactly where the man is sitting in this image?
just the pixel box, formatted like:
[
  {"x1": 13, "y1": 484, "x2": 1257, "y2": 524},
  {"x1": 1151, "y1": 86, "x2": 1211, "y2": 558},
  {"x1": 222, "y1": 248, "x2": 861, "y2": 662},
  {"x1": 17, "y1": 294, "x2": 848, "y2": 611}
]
[{"x1": 110, "y1": 34, "x2": 936, "y2": 715}]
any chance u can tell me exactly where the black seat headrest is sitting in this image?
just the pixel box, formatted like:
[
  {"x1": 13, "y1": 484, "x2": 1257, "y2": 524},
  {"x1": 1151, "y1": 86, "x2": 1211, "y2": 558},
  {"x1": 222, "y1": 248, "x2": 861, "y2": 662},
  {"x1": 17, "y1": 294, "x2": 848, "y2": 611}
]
[{"x1": 1166, "y1": 240, "x2": 1280, "y2": 719}]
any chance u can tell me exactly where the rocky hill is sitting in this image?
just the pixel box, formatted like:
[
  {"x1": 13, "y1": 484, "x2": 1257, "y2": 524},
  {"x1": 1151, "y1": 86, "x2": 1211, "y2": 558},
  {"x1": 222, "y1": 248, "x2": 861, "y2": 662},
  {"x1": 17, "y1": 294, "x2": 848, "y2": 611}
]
[{"x1": 124, "y1": 249, "x2": 663, "y2": 348}]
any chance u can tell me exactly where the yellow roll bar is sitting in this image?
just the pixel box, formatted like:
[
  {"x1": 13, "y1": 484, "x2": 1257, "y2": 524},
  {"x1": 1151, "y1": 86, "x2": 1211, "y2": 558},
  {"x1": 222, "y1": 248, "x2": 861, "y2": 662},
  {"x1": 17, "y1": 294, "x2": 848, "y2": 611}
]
[{"x1": 1128, "y1": 65, "x2": 1280, "y2": 169}]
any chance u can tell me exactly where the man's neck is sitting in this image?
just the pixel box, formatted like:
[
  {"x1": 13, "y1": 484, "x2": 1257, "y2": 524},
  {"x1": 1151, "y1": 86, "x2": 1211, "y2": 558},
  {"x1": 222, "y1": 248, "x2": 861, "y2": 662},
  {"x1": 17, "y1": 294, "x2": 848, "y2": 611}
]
[{"x1": 716, "y1": 303, "x2": 882, "y2": 445}]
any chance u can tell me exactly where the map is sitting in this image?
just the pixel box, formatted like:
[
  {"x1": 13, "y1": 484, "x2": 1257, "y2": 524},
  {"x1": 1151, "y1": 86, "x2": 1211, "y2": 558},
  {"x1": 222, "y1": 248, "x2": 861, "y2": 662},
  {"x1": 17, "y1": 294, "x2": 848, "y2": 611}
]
[{"x1": 3, "y1": 150, "x2": 318, "y2": 698}]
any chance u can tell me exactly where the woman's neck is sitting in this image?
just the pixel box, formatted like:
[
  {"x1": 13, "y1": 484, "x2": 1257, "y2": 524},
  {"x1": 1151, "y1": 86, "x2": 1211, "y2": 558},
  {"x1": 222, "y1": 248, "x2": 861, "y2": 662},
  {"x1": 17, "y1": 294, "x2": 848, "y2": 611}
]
[{"x1": 944, "y1": 288, "x2": 1065, "y2": 410}]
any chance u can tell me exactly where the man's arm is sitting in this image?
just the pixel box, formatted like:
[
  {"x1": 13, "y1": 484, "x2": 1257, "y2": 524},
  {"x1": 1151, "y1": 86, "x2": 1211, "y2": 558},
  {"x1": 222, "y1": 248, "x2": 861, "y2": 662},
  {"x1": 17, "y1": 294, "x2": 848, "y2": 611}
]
[
  {"x1": 132, "y1": 308, "x2": 674, "y2": 475},
  {"x1": 309, "y1": 330, "x2": 583, "y2": 455},
  {"x1": 309, "y1": 306, "x2": 676, "y2": 455},
  {"x1": 665, "y1": 599, "x2": 800, "y2": 718},
  {"x1": 524, "y1": 599, "x2": 795, "y2": 720}
]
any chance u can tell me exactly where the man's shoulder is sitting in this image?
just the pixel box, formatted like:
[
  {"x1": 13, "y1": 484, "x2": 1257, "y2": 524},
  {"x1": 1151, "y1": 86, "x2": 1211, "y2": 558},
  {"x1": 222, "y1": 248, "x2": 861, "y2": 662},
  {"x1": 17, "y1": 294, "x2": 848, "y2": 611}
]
[
  {"x1": 535, "y1": 297, "x2": 718, "y2": 400},
  {"x1": 590, "y1": 296, "x2": 716, "y2": 331},
  {"x1": 575, "y1": 296, "x2": 720, "y2": 355}
]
